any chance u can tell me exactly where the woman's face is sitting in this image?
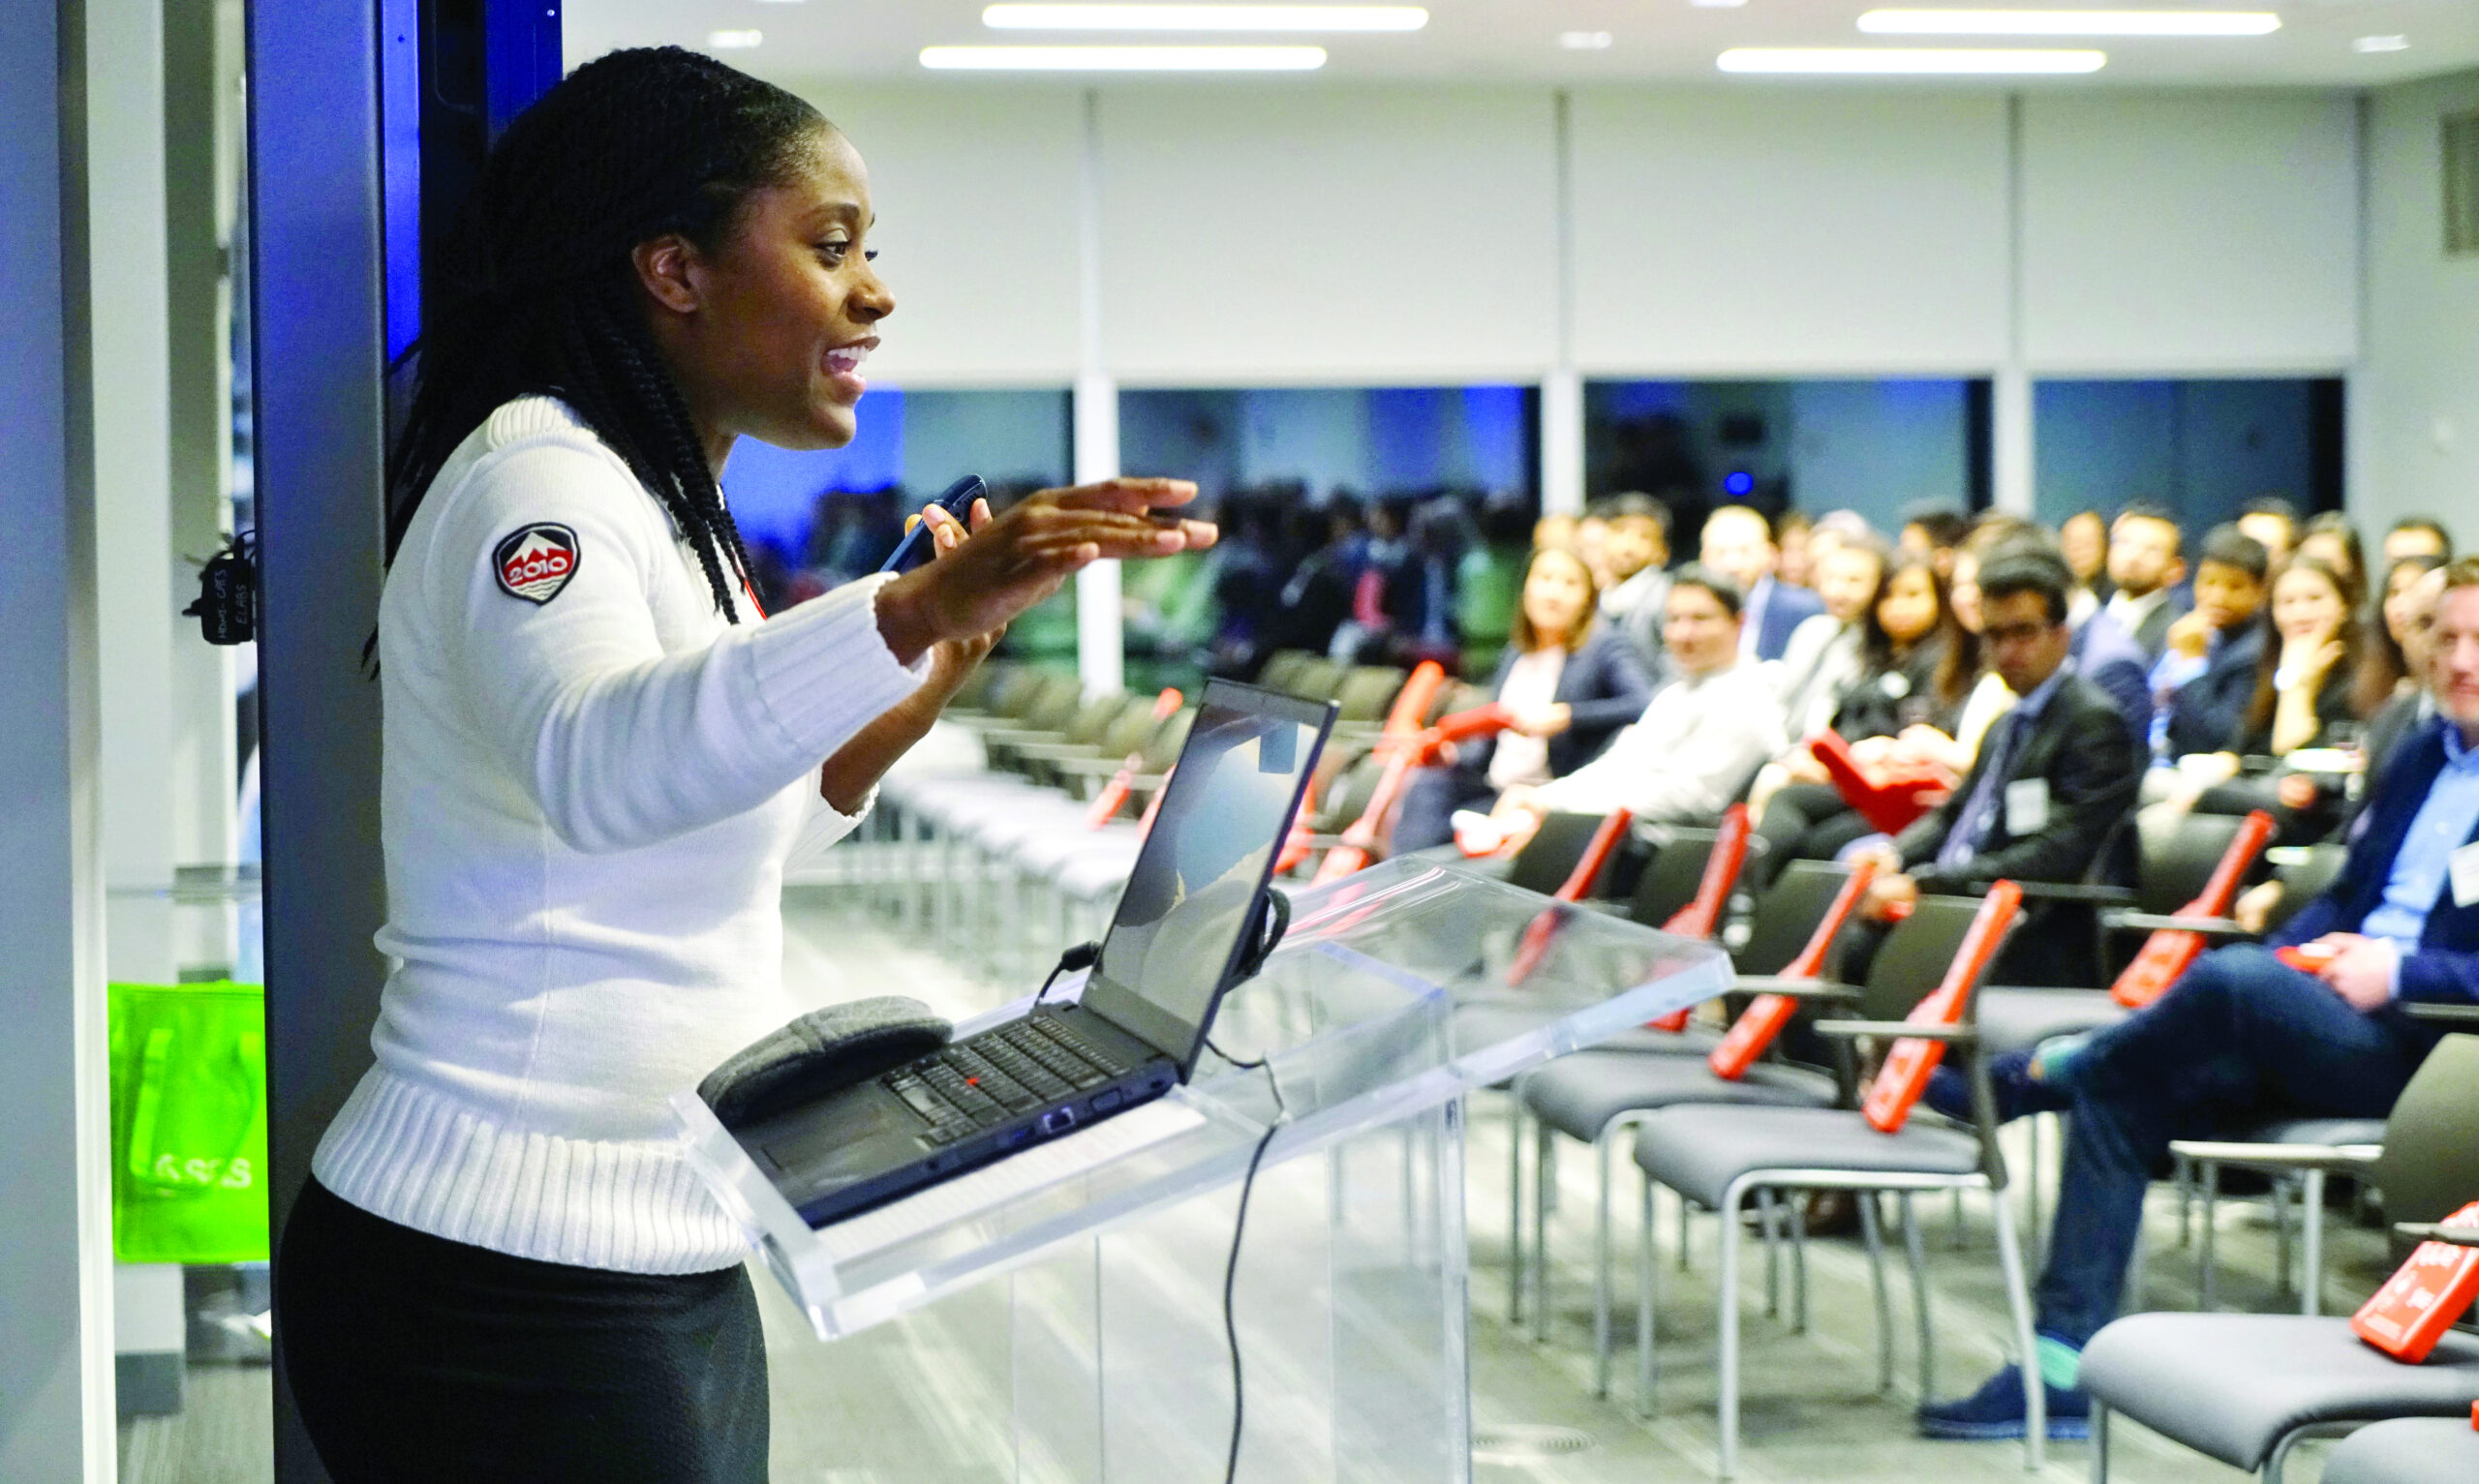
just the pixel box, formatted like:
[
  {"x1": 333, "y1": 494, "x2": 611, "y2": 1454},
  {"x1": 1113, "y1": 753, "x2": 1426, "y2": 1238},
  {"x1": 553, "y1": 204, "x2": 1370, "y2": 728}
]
[
  {"x1": 636, "y1": 127, "x2": 897, "y2": 456},
  {"x1": 1520, "y1": 550, "x2": 1592, "y2": 644},
  {"x1": 2298, "y1": 531, "x2": 2353, "y2": 585},
  {"x1": 1816, "y1": 546, "x2": 1882, "y2": 624},
  {"x1": 2272, "y1": 565, "x2": 2345, "y2": 645},
  {"x1": 1876, "y1": 564, "x2": 1941, "y2": 647},
  {"x1": 2061, "y1": 513, "x2": 2107, "y2": 583},
  {"x1": 1948, "y1": 553, "x2": 1983, "y2": 634},
  {"x1": 2383, "y1": 561, "x2": 2431, "y2": 643}
]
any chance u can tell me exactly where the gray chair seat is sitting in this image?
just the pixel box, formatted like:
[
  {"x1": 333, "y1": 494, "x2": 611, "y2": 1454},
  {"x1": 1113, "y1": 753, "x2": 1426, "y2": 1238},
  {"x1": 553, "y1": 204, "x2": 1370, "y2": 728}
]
[
  {"x1": 2081, "y1": 1314, "x2": 2479, "y2": 1472},
  {"x1": 1974, "y1": 986, "x2": 2126, "y2": 1056},
  {"x1": 1516, "y1": 1053, "x2": 1833, "y2": 1142},
  {"x1": 2321, "y1": 1417, "x2": 2479, "y2": 1484},
  {"x1": 2246, "y1": 1116, "x2": 2389, "y2": 1148},
  {"x1": 1632, "y1": 1105, "x2": 1983, "y2": 1209}
]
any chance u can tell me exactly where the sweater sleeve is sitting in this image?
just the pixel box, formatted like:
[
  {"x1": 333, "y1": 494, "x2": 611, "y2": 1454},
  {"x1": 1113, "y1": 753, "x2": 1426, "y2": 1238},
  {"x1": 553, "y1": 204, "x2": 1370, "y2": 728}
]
[
  {"x1": 432, "y1": 438, "x2": 928, "y2": 854},
  {"x1": 1538, "y1": 673, "x2": 1784, "y2": 823}
]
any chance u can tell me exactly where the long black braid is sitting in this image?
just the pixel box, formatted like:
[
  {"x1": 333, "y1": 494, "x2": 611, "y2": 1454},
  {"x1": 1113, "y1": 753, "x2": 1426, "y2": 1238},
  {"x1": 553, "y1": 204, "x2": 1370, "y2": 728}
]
[{"x1": 386, "y1": 46, "x2": 832, "y2": 621}]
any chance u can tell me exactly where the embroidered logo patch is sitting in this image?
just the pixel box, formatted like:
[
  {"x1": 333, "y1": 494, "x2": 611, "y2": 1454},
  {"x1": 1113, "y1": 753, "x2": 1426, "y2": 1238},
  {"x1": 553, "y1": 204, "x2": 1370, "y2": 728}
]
[{"x1": 493, "y1": 524, "x2": 580, "y2": 605}]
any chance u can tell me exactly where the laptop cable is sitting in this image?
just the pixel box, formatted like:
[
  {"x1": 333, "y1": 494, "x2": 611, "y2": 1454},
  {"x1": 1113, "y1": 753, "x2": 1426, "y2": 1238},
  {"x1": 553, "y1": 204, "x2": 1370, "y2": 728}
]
[
  {"x1": 1034, "y1": 941, "x2": 1100, "y2": 1005},
  {"x1": 1203, "y1": 1036, "x2": 1286, "y2": 1484}
]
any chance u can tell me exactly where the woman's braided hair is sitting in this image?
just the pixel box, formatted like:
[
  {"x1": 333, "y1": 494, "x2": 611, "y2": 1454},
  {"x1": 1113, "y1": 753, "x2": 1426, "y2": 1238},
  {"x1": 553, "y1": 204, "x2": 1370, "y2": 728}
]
[{"x1": 386, "y1": 46, "x2": 831, "y2": 621}]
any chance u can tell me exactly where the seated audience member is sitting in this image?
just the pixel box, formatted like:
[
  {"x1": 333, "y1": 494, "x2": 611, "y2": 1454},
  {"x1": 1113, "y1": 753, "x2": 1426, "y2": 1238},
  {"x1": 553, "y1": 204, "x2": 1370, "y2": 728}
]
[
  {"x1": 1595, "y1": 493, "x2": 1673, "y2": 668},
  {"x1": 2384, "y1": 514, "x2": 2453, "y2": 565},
  {"x1": 1900, "y1": 504, "x2": 1973, "y2": 583},
  {"x1": 2237, "y1": 495, "x2": 2298, "y2": 568},
  {"x1": 2364, "y1": 560, "x2": 2450, "y2": 773},
  {"x1": 1700, "y1": 505, "x2": 1824, "y2": 663},
  {"x1": 1847, "y1": 547, "x2": 2145, "y2": 987},
  {"x1": 1773, "y1": 533, "x2": 1888, "y2": 737},
  {"x1": 1492, "y1": 566, "x2": 1787, "y2": 830},
  {"x1": 2101, "y1": 501, "x2": 2188, "y2": 662},
  {"x1": 1918, "y1": 557, "x2": 2479, "y2": 1440},
  {"x1": 2060, "y1": 509, "x2": 2111, "y2": 612},
  {"x1": 1776, "y1": 509, "x2": 1818, "y2": 591},
  {"x1": 2154, "y1": 525, "x2": 2272, "y2": 760},
  {"x1": 1973, "y1": 516, "x2": 2153, "y2": 743},
  {"x1": 1392, "y1": 545, "x2": 1656, "y2": 852},
  {"x1": 1752, "y1": 549, "x2": 1963, "y2": 871},
  {"x1": 2298, "y1": 510, "x2": 2368, "y2": 607}
]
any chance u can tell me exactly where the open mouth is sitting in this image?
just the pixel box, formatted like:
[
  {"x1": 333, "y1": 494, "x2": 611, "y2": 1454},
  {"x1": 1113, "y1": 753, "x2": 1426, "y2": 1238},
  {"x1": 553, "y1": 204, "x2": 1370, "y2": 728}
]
[{"x1": 825, "y1": 339, "x2": 876, "y2": 379}]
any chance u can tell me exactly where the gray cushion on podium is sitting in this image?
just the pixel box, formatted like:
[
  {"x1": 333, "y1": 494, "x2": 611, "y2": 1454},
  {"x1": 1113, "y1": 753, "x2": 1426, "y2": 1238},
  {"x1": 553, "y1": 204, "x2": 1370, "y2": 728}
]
[
  {"x1": 1631, "y1": 1105, "x2": 1982, "y2": 1209},
  {"x1": 1515, "y1": 1053, "x2": 1833, "y2": 1142},
  {"x1": 1974, "y1": 987, "x2": 2126, "y2": 1055},
  {"x1": 2322, "y1": 1418, "x2": 2479, "y2": 1484},
  {"x1": 2079, "y1": 1314, "x2": 2479, "y2": 1471}
]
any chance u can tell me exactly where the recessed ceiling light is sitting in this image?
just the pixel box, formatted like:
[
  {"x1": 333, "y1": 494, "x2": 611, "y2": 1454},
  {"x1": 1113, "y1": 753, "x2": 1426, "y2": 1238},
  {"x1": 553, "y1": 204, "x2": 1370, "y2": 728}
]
[
  {"x1": 1858, "y1": 10, "x2": 2277, "y2": 37},
  {"x1": 982, "y1": 5, "x2": 1425, "y2": 30},
  {"x1": 1692, "y1": 0, "x2": 1750, "y2": 9},
  {"x1": 2352, "y1": 34, "x2": 2410, "y2": 54},
  {"x1": 1718, "y1": 46, "x2": 2107, "y2": 74},
  {"x1": 1560, "y1": 30, "x2": 1614, "y2": 50},
  {"x1": 920, "y1": 44, "x2": 1329, "y2": 69},
  {"x1": 706, "y1": 29, "x2": 763, "y2": 48}
]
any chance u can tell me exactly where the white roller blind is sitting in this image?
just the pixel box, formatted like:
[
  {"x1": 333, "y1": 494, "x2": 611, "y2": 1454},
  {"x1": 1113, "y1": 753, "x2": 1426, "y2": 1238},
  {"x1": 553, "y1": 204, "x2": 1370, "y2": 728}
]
[
  {"x1": 788, "y1": 81, "x2": 1084, "y2": 384},
  {"x1": 1570, "y1": 88, "x2": 2011, "y2": 376},
  {"x1": 1094, "y1": 85, "x2": 1559, "y2": 383},
  {"x1": 2020, "y1": 92, "x2": 2358, "y2": 373}
]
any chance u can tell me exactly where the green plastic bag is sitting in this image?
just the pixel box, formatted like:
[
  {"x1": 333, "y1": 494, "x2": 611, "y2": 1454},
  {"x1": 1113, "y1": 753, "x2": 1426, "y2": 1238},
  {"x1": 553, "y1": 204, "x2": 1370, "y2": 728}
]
[{"x1": 109, "y1": 981, "x2": 270, "y2": 1264}]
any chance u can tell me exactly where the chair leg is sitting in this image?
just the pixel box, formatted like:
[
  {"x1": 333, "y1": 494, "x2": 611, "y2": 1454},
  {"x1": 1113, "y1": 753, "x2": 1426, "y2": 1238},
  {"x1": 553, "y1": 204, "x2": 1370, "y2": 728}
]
[
  {"x1": 2174, "y1": 1152, "x2": 2193, "y2": 1248},
  {"x1": 2262, "y1": 1427, "x2": 2306, "y2": 1484},
  {"x1": 1719, "y1": 1182, "x2": 1746, "y2": 1481},
  {"x1": 1506, "y1": 1102, "x2": 1525, "y2": 1326},
  {"x1": 1758, "y1": 1189, "x2": 1782, "y2": 1319},
  {"x1": 2026, "y1": 1114, "x2": 2046, "y2": 1271},
  {"x1": 1530, "y1": 1118, "x2": 1554, "y2": 1342},
  {"x1": 1950, "y1": 1187, "x2": 1967, "y2": 1250},
  {"x1": 2301, "y1": 1168, "x2": 2325, "y2": 1317},
  {"x1": 1990, "y1": 1192, "x2": 2047, "y2": 1472},
  {"x1": 2091, "y1": 1401, "x2": 2111, "y2": 1484},
  {"x1": 2199, "y1": 1161, "x2": 2220, "y2": 1311},
  {"x1": 1788, "y1": 1193, "x2": 1811, "y2": 1335},
  {"x1": 1593, "y1": 1132, "x2": 1614, "y2": 1397},
  {"x1": 2273, "y1": 1174, "x2": 2295, "y2": 1299},
  {"x1": 1637, "y1": 1170, "x2": 1659, "y2": 1418},
  {"x1": 1678, "y1": 1192, "x2": 1693, "y2": 1272},
  {"x1": 1858, "y1": 1192, "x2": 1894, "y2": 1393},
  {"x1": 1900, "y1": 1193, "x2": 1935, "y2": 1405}
]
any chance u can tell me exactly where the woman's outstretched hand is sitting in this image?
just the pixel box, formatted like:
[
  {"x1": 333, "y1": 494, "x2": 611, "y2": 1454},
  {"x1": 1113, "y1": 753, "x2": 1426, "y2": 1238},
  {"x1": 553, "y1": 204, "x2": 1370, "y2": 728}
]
[{"x1": 872, "y1": 477, "x2": 1213, "y2": 666}]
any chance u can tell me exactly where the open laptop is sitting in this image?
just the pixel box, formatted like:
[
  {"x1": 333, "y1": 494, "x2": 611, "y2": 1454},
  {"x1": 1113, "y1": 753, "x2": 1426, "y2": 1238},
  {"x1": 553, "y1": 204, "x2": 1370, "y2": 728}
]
[{"x1": 740, "y1": 679, "x2": 1337, "y2": 1228}]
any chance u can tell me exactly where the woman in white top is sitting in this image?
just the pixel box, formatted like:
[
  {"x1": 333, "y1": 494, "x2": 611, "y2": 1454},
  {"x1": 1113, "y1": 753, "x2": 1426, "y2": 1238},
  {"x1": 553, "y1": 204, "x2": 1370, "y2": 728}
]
[{"x1": 273, "y1": 48, "x2": 1211, "y2": 1482}]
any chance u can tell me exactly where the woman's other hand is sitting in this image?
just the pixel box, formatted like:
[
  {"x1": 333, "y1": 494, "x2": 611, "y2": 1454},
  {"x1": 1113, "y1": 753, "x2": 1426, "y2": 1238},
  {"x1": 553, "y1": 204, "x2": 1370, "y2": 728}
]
[
  {"x1": 874, "y1": 478, "x2": 1214, "y2": 664},
  {"x1": 1509, "y1": 702, "x2": 1573, "y2": 739},
  {"x1": 915, "y1": 500, "x2": 1001, "y2": 704}
]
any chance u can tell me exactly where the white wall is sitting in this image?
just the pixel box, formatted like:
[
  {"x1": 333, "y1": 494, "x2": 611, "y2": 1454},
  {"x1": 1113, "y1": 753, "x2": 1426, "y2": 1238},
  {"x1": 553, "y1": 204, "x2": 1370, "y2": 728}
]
[
  {"x1": 2020, "y1": 91, "x2": 2360, "y2": 374},
  {"x1": 2357, "y1": 68, "x2": 2479, "y2": 537},
  {"x1": 1570, "y1": 88, "x2": 2010, "y2": 377}
]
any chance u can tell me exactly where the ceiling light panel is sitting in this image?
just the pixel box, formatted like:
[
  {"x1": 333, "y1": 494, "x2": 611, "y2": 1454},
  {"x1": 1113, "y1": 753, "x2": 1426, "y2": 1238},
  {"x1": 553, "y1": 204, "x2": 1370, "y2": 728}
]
[
  {"x1": 982, "y1": 5, "x2": 1425, "y2": 30},
  {"x1": 1858, "y1": 10, "x2": 2278, "y2": 37},
  {"x1": 707, "y1": 29, "x2": 763, "y2": 48},
  {"x1": 922, "y1": 44, "x2": 1330, "y2": 69},
  {"x1": 1719, "y1": 46, "x2": 2108, "y2": 74}
]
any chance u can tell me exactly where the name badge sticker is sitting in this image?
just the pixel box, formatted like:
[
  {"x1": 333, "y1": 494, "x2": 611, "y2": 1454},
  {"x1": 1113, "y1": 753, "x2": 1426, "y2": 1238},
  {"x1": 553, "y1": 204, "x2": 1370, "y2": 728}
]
[
  {"x1": 2005, "y1": 778, "x2": 2050, "y2": 836},
  {"x1": 2449, "y1": 840, "x2": 2479, "y2": 909}
]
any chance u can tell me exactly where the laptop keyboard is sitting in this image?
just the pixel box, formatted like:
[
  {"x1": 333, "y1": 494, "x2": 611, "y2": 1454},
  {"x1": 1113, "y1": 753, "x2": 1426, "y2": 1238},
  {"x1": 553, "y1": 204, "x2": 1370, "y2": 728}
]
[{"x1": 882, "y1": 1017, "x2": 1139, "y2": 1146}]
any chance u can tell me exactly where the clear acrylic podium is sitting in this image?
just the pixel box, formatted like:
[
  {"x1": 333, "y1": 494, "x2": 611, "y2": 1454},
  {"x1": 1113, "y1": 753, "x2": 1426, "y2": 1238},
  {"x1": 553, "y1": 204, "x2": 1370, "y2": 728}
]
[{"x1": 675, "y1": 858, "x2": 1729, "y2": 1482}]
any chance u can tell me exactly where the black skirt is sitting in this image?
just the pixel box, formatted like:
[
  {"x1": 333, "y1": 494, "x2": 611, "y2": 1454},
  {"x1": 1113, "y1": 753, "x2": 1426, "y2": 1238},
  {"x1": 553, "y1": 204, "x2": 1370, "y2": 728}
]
[{"x1": 276, "y1": 1176, "x2": 769, "y2": 1483}]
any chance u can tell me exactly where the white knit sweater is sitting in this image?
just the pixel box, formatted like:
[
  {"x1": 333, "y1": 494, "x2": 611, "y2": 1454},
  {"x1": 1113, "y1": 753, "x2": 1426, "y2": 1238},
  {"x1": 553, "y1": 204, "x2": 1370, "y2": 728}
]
[{"x1": 313, "y1": 397, "x2": 927, "y2": 1274}]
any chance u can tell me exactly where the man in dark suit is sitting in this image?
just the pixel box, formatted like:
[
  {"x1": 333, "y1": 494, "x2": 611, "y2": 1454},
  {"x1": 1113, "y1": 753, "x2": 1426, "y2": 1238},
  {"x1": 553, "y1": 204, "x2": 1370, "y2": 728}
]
[
  {"x1": 2157, "y1": 525, "x2": 2271, "y2": 758},
  {"x1": 2101, "y1": 502, "x2": 2188, "y2": 663},
  {"x1": 1852, "y1": 547, "x2": 2145, "y2": 987},
  {"x1": 1918, "y1": 557, "x2": 2479, "y2": 1443},
  {"x1": 1699, "y1": 503, "x2": 1823, "y2": 663}
]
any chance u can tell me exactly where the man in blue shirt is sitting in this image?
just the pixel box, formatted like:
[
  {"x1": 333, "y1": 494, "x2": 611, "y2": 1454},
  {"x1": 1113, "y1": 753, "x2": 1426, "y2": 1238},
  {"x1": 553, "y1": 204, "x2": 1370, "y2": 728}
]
[{"x1": 1920, "y1": 557, "x2": 2479, "y2": 1442}]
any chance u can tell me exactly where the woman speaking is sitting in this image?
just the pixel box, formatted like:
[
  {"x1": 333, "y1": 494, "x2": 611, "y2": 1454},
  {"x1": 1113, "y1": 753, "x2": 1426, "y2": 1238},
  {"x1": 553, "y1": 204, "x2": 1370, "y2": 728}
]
[{"x1": 274, "y1": 48, "x2": 1210, "y2": 1481}]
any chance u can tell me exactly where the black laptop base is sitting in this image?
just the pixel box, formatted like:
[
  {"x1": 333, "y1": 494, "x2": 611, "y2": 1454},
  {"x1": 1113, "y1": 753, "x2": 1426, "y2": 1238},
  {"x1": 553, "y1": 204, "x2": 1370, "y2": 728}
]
[{"x1": 743, "y1": 1002, "x2": 1178, "y2": 1228}]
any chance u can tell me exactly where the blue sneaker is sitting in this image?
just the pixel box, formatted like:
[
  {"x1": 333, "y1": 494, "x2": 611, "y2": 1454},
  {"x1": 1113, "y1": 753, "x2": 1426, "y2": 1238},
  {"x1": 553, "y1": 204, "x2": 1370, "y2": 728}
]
[
  {"x1": 1922, "y1": 1048, "x2": 2072, "y2": 1125},
  {"x1": 1916, "y1": 1363, "x2": 2091, "y2": 1440}
]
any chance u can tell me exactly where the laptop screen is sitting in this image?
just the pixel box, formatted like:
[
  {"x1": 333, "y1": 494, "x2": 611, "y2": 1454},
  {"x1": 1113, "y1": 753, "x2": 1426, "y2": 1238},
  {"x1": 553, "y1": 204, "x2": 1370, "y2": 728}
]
[{"x1": 1082, "y1": 680, "x2": 1335, "y2": 1074}]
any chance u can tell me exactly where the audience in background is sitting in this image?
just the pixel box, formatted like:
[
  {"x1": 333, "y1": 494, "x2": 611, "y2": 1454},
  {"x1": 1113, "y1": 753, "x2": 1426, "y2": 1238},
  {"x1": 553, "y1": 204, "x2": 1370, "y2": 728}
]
[
  {"x1": 1899, "y1": 504, "x2": 1972, "y2": 582},
  {"x1": 1701, "y1": 504, "x2": 1824, "y2": 663},
  {"x1": 1918, "y1": 557, "x2": 2479, "y2": 1442},
  {"x1": 2298, "y1": 510, "x2": 2368, "y2": 606},
  {"x1": 1392, "y1": 545, "x2": 1656, "y2": 853},
  {"x1": 1775, "y1": 509, "x2": 1818, "y2": 591},
  {"x1": 2101, "y1": 501, "x2": 2188, "y2": 662},
  {"x1": 2361, "y1": 555, "x2": 2452, "y2": 732},
  {"x1": 1455, "y1": 498, "x2": 1534, "y2": 677},
  {"x1": 1848, "y1": 546, "x2": 2145, "y2": 987},
  {"x1": 2384, "y1": 514, "x2": 2454, "y2": 564},
  {"x1": 1772, "y1": 534, "x2": 1888, "y2": 739},
  {"x1": 2155, "y1": 525, "x2": 2273, "y2": 761},
  {"x1": 2237, "y1": 495, "x2": 2299, "y2": 567},
  {"x1": 1493, "y1": 566, "x2": 1787, "y2": 830},
  {"x1": 2059, "y1": 509, "x2": 2110, "y2": 605},
  {"x1": 1595, "y1": 493, "x2": 1674, "y2": 668}
]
